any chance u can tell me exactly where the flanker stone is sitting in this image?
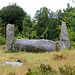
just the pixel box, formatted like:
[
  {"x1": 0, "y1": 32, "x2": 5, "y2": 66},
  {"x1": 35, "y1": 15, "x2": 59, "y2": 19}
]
[
  {"x1": 13, "y1": 39, "x2": 56, "y2": 52},
  {"x1": 59, "y1": 22, "x2": 71, "y2": 50},
  {"x1": 6, "y1": 24, "x2": 14, "y2": 50}
]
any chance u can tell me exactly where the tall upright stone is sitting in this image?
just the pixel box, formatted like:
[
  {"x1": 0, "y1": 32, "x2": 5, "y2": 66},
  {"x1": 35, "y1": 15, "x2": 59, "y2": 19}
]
[
  {"x1": 6, "y1": 24, "x2": 14, "y2": 50},
  {"x1": 59, "y1": 22, "x2": 71, "y2": 50}
]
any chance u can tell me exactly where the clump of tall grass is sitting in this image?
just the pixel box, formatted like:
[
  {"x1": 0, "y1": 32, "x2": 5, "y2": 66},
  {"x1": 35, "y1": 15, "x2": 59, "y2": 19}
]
[
  {"x1": 26, "y1": 64, "x2": 75, "y2": 75},
  {"x1": 26, "y1": 64, "x2": 57, "y2": 75},
  {"x1": 59, "y1": 64, "x2": 75, "y2": 75}
]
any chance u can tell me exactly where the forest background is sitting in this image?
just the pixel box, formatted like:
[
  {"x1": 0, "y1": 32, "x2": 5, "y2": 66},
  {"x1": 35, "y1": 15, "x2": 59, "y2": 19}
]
[{"x1": 0, "y1": 3, "x2": 75, "y2": 48}]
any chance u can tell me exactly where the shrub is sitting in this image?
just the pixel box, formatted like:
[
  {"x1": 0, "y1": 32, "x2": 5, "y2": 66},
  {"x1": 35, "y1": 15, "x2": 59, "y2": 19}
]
[
  {"x1": 40, "y1": 64, "x2": 53, "y2": 72},
  {"x1": 3, "y1": 46, "x2": 5, "y2": 49},
  {"x1": 0, "y1": 36, "x2": 6, "y2": 45},
  {"x1": 69, "y1": 32, "x2": 75, "y2": 42},
  {"x1": 14, "y1": 33, "x2": 28, "y2": 41},
  {"x1": 26, "y1": 64, "x2": 75, "y2": 75},
  {"x1": 4, "y1": 49, "x2": 16, "y2": 53},
  {"x1": 26, "y1": 64, "x2": 57, "y2": 75},
  {"x1": 71, "y1": 41, "x2": 75, "y2": 49},
  {"x1": 59, "y1": 65, "x2": 75, "y2": 75},
  {"x1": 14, "y1": 36, "x2": 23, "y2": 41}
]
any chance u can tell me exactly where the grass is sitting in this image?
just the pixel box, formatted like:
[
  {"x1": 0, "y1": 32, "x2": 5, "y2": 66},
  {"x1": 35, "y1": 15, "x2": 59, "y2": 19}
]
[{"x1": 0, "y1": 45, "x2": 75, "y2": 75}]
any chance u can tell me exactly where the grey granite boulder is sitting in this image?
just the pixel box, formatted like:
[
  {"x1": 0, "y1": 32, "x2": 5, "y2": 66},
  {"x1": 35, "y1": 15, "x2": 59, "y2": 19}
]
[
  {"x1": 2, "y1": 62, "x2": 23, "y2": 66},
  {"x1": 13, "y1": 39, "x2": 56, "y2": 52},
  {"x1": 59, "y1": 22, "x2": 71, "y2": 50},
  {"x1": 6, "y1": 24, "x2": 14, "y2": 50},
  {"x1": 2, "y1": 59, "x2": 23, "y2": 66}
]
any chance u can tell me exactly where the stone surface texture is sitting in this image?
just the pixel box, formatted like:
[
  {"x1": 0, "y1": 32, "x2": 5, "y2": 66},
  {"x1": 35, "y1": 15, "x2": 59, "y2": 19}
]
[
  {"x1": 59, "y1": 22, "x2": 71, "y2": 50},
  {"x1": 13, "y1": 39, "x2": 56, "y2": 52},
  {"x1": 6, "y1": 24, "x2": 14, "y2": 50}
]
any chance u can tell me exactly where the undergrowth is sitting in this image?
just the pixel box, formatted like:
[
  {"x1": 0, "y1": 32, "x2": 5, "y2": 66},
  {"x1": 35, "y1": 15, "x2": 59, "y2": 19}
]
[
  {"x1": 26, "y1": 64, "x2": 57, "y2": 75},
  {"x1": 26, "y1": 64, "x2": 75, "y2": 75}
]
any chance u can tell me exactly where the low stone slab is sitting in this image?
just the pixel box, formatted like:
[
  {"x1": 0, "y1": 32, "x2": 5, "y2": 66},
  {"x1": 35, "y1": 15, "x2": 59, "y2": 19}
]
[
  {"x1": 2, "y1": 62, "x2": 23, "y2": 66},
  {"x1": 13, "y1": 39, "x2": 56, "y2": 52}
]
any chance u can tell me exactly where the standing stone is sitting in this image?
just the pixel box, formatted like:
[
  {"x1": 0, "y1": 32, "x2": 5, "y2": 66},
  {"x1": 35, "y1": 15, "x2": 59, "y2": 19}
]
[
  {"x1": 6, "y1": 24, "x2": 14, "y2": 50},
  {"x1": 59, "y1": 22, "x2": 71, "y2": 50}
]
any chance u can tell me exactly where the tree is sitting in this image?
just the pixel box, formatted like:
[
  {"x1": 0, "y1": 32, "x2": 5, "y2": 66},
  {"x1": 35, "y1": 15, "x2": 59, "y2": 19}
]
[
  {"x1": 62, "y1": 3, "x2": 75, "y2": 41},
  {"x1": 22, "y1": 15, "x2": 32, "y2": 38},
  {"x1": 30, "y1": 19, "x2": 37, "y2": 39},
  {"x1": 34, "y1": 7, "x2": 51, "y2": 39},
  {"x1": 71, "y1": 0, "x2": 75, "y2": 3},
  {"x1": 34, "y1": 7, "x2": 60, "y2": 40},
  {"x1": 0, "y1": 3, "x2": 26, "y2": 32},
  {"x1": 0, "y1": 18, "x2": 5, "y2": 37}
]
